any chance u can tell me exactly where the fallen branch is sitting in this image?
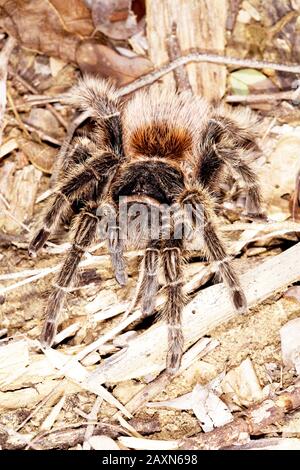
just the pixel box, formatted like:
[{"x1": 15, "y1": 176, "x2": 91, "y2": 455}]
[
  {"x1": 0, "y1": 36, "x2": 16, "y2": 146},
  {"x1": 225, "y1": 438, "x2": 300, "y2": 450},
  {"x1": 90, "y1": 242, "x2": 300, "y2": 383}
]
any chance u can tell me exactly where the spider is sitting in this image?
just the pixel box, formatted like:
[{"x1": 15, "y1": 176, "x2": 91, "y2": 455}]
[{"x1": 29, "y1": 76, "x2": 264, "y2": 374}]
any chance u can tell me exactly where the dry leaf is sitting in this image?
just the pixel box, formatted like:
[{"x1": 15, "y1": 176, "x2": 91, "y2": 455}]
[
  {"x1": 284, "y1": 286, "x2": 300, "y2": 302},
  {"x1": 87, "y1": 0, "x2": 143, "y2": 39},
  {"x1": 76, "y1": 40, "x2": 152, "y2": 86},
  {"x1": 26, "y1": 108, "x2": 62, "y2": 139},
  {"x1": 229, "y1": 69, "x2": 270, "y2": 96},
  {"x1": 0, "y1": 0, "x2": 93, "y2": 62},
  {"x1": 20, "y1": 140, "x2": 57, "y2": 174}
]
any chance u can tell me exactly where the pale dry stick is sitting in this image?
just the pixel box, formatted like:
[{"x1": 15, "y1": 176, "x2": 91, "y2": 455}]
[
  {"x1": 41, "y1": 348, "x2": 132, "y2": 418},
  {"x1": 0, "y1": 265, "x2": 57, "y2": 281},
  {"x1": 78, "y1": 268, "x2": 212, "y2": 359},
  {"x1": 115, "y1": 413, "x2": 143, "y2": 439},
  {"x1": 75, "y1": 309, "x2": 143, "y2": 364},
  {"x1": 0, "y1": 36, "x2": 16, "y2": 146},
  {"x1": 0, "y1": 253, "x2": 107, "y2": 295},
  {"x1": 0, "y1": 264, "x2": 60, "y2": 296},
  {"x1": 25, "y1": 95, "x2": 67, "y2": 106},
  {"x1": 14, "y1": 351, "x2": 128, "y2": 435},
  {"x1": 6, "y1": 87, "x2": 30, "y2": 137},
  {"x1": 82, "y1": 396, "x2": 103, "y2": 450},
  {"x1": 40, "y1": 395, "x2": 66, "y2": 431},
  {"x1": 23, "y1": 53, "x2": 300, "y2": 106},
  {"x1": 89, "y1": 242, "x2": 300, "y2": 383},
  {"x1": 226, "y1": 88, "x2": 300, "y2": 104}
]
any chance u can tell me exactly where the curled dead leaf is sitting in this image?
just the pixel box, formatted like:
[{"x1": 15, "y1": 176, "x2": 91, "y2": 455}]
[
  {"x1": 0, "y1": 0, "x2": 93, "y2": 62},
  {"x1": 20, "y1": 139, "x2": 57, "y2": 174},
  {"x1": 76, "y1": 40, "x2": 152, "y2": 86}
]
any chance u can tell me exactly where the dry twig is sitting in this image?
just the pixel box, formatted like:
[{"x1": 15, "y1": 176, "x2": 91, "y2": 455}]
[{"x1": 119, "y1": 51, "x2": 300, "y2": 97}]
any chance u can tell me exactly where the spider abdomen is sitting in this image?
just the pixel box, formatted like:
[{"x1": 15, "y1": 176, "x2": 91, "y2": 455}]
[{"x1": 130, "y1": 122, "x2": 193, "y2": 160}]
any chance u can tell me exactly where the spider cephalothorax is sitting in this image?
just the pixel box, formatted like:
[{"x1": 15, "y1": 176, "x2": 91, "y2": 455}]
[{"x1": 29, "y1": 76, "x2": 264, "y2": 374}]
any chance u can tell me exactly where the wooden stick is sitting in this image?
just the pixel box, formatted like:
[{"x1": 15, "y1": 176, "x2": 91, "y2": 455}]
[
  {"x1": 165, "y1": 22, "x2": 192, "y2": 93},
  {"x1": 118, "y1": 52, "x2": 300, "y2": 97},
  {"x1": 0, "y1": 36, "x2": 16, "y2": 146},
  {"x1": 90, "y1": 242, "x2": 300, "y2": 383},
  {"x1": 226, "y1": 88, "x2": 300, "y2": 104}
]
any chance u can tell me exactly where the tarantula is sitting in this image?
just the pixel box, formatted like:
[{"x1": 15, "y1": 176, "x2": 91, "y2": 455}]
[{"x1": 29, "y1": 77, "x2": 263, "y2": 374}]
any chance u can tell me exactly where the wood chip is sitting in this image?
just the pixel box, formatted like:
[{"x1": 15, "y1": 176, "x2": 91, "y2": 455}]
[
  {"x1": 221, "y1": 358, "x2": 264, "y2": 407},
  {"x1": 280, "y1": 318, "x2": 300, "y2": 374}
]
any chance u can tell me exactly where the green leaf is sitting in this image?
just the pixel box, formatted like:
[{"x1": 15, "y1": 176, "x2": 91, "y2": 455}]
[{"x1": 229, "y1": 68, "x2": 267, "y2": 95}]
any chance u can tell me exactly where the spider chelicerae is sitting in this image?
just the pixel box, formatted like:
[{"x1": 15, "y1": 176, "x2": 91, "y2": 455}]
[{"x1": 29, "y1": 76, "x2": 264, "y2": 374}]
